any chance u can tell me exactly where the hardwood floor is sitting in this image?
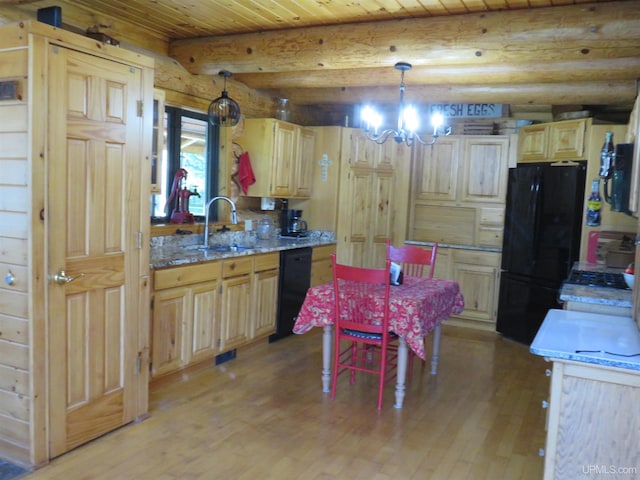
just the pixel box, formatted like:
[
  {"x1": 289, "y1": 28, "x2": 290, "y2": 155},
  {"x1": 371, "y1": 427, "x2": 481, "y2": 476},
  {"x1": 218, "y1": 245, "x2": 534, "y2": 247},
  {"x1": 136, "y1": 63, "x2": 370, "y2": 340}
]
[{"x1": 23, "y1": 326, "x2": 549, "y2": 479}]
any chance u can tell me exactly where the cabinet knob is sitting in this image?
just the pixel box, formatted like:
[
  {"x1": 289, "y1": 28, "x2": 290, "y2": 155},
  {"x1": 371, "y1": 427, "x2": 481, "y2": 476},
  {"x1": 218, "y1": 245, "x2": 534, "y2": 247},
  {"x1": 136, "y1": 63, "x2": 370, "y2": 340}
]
[
  {"x1": 545, "y1": 368, "x2": 552, "y2": 377},
  {"x1": 539, "y1": 448, "x2": 545, "y2": 457},
  {"x1": 541, "y1": 400, "x2": 549, "y2": 409}
]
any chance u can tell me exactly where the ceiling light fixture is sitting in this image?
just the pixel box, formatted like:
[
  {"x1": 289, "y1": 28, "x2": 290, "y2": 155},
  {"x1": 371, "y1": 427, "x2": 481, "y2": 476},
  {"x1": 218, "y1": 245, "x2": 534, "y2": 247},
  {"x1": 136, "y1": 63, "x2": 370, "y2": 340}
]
[
  {"x1": 361, "y1": 62, "x2": 450, "y2": 146},
  {"x1": 208, "y1": 70, "x2": 241, "y2": 127}
]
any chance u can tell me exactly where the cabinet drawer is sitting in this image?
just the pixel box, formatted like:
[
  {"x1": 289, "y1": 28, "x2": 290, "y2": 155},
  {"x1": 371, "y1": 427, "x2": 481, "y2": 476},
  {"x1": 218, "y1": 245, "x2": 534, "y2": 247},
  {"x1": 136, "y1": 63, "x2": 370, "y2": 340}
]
[
  {"x1": 222, "y1": 257, "x2": 253, "y2": 278},
  {"x1": 253, "y1": 252, "x2": 279, "y2": 272},
  {"x1": 477, "y1": 227, "x2": 503, "y2": 248},
  {"x1": 154, "y1": 262, "x2": 221, "y2": 290},
  {"x1": 312, "y1": 244, "x2": 336, "y2": 261},
  {"x1": 478, "y1": 207, "x2": 504, "y2": 226}
]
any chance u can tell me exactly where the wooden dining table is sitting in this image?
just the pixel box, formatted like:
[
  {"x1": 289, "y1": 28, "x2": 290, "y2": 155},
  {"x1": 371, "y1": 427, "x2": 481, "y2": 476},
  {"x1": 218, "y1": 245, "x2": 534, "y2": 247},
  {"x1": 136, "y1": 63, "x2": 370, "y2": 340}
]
[{"x1": 293, "y1": 276, "x2": 465, "y2": 408}]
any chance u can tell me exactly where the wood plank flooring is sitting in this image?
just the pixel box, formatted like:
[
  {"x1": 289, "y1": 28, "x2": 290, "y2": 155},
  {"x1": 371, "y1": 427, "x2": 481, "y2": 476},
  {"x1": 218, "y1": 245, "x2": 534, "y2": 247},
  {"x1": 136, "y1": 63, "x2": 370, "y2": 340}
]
[{"x1": 23, "y1": 326, "x2": 549, "y2": 479}]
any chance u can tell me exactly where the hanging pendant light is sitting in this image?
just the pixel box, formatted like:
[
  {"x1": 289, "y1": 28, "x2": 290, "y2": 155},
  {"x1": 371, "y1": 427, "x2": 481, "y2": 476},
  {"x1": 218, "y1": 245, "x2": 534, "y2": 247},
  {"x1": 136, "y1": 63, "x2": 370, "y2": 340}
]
[
  {"x1": 360, "y1": 62, "x2": 450, "y2": 147},
  {"x1": 208, "y1": 70, "x2": 241, "y2": 127}
]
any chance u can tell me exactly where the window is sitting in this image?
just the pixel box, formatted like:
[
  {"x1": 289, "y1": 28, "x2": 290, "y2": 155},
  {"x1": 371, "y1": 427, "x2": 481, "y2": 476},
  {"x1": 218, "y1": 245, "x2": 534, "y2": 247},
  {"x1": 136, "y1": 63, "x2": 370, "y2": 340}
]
[{"x1": 151, "y1": 106, "x2": 219, "y2": 221}]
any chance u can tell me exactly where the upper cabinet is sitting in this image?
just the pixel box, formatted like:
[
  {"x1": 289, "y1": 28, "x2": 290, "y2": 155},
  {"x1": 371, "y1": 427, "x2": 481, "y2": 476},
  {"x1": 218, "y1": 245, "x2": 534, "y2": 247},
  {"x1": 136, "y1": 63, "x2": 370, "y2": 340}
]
[
  {"x1": 518, "y1": 118, "x2": 589, "y2": 162},
  {"x1": 408, "y1": 135, "x2": 510, "y2": 248},
  {"x1": 412, "y1": 135, "x2": 509, "y2": 206},
  {"x1": 235, "y1": 118, "x2": 316, "y2": 198}
]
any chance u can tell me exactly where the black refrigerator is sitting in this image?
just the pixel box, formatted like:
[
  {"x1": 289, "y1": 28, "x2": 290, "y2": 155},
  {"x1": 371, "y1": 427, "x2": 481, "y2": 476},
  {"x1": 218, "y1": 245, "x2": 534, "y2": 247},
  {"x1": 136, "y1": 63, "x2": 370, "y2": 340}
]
[{"x1": 496, "y1": 162, "x2": 586, "y2": 344}]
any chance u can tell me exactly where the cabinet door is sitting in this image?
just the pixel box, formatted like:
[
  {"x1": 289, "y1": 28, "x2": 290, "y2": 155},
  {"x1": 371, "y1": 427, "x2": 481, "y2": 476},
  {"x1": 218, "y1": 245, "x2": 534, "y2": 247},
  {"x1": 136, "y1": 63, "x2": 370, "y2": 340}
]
[
  {"x1": 311, "y1": 244, "x2": 336, "y2": 286},
  {"x1": 295, "y1": 127, "x2": 315, "y2": 197},
  {"x1": 548, "y1": 119, "x2": 586, "y2": 160},
  {"x1": 152, "y1": 287, "x2": 189, "y2": 377},
  {"x1": 188, "y1": 281, "x2": 220, "y2": 364},
  {"x1": 518, "y1": 124, "x2": 548, "y2": 162},
  {"x1": 270, "y1": 121, "x2": 297, "y2": 197},
  {"x1": 412, "y1": 137, "x2": 461, "y2": 202},
  {"x1": 252, "y1": 269, "x2": 279, "y2": 339},
  {"x1": 451, "y1": 250, "x2": 500, "y2": 325},
  {"x1": 460, "y1": 136, "x2": 509, "y2": 203},
  {"x1": 338, "y1": 167, "x2": 373, "y2": 267},
  {"x1": 220, "y1": 275, "x2": 251, "y2": 350}
]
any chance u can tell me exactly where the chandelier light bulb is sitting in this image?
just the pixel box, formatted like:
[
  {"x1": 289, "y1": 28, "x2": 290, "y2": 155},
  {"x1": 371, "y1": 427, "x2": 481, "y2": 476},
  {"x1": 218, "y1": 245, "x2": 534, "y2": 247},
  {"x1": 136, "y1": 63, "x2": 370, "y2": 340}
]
[{"x1": 361, "y1": 62, "x2": 451, "y2": 146}]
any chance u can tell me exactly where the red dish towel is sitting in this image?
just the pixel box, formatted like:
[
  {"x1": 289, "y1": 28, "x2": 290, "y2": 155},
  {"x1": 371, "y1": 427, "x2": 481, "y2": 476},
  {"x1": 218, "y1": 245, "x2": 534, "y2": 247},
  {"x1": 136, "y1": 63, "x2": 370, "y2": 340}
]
[{"x1": 238, "y1": 151, "x2": 256, "y2": 194}]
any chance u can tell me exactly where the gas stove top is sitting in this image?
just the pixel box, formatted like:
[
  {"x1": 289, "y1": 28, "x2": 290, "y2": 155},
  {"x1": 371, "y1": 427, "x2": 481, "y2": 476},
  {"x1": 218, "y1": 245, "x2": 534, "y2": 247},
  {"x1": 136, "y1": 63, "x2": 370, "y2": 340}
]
[{"x1": 565, "y1": 270, "x2": 629, "y2": 290}]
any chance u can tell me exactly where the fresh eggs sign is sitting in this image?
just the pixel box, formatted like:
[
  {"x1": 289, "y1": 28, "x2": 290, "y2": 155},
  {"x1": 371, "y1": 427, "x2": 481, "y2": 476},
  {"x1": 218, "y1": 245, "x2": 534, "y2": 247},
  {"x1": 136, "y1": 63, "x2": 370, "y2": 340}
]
[{"x1": 428, "y1": 104, "x2": 504, "y2": 118}]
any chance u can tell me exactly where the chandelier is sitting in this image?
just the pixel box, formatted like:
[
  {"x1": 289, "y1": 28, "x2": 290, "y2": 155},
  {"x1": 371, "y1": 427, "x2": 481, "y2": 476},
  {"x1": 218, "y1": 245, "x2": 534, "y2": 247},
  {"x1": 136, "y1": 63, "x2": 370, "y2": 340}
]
[
  {"x1": 361, "y1": 62, "x2": 450, "y2": 146},
  {"x1": 208, "y1": 70, "x2": 241, "y2": 127}
]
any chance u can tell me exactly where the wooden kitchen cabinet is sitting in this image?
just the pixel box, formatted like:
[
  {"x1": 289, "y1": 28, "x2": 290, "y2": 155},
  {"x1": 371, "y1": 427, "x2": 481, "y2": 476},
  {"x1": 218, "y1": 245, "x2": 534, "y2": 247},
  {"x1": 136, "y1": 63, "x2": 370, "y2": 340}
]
[
  {"x1": 151, "y1": 261, "x2": 222, "y2": 377},
  {"x1": 219, "y1": 257, "x2": 252, "y2": 350},
  {"x1": 542, "y1": 360, "x2": 640, "y2": 480},
  {"x1": 518, "y1": 118, "x2": 589, "y2": 162},
  {"x1": 412, "y1": 137, "x2": 461, "y2": 202},
  {"x1": 251, "y1": 253, "x2": 279, "y2": 339},
  {"x1": 235, "y1": 118, "x2": 316, "y2": 198},
  {"x1": 311, "y1": 244, "x2": 336, "y2": 286},
  {"x1": 409, "y1": 135, "x2": 509, "y2": 249},
  {"x1": 436, "y1": 248, "x2": 501, "y2": 329}
]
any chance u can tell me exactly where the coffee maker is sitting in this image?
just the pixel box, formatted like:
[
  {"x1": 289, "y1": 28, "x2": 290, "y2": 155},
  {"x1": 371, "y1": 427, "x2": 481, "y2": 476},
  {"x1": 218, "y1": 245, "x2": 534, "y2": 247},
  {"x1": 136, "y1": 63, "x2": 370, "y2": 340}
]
[{"x1": 280, "y1": 205, "x2": 309, "y2": 237}]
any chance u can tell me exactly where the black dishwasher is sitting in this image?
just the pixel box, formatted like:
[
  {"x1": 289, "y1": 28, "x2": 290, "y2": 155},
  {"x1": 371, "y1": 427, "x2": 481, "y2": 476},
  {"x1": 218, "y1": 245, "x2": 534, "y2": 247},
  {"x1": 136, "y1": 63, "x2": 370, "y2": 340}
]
[{"x1": 269, "y1": 247, "x2": 312, "y2": 342}]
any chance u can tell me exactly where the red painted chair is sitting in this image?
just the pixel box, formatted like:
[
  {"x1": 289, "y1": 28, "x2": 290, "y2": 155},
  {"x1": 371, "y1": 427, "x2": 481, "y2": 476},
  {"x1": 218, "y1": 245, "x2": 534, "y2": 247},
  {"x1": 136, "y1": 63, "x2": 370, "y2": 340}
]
[
  {"x1": 386, "y1": 240, "x2": 438, "y2": 373},
  {"x1": 386, "y1": 240, "x2": 438, "y2": 279},
  {"x1": 330, "y1": 254, "x2": 398, "y2": 410}
]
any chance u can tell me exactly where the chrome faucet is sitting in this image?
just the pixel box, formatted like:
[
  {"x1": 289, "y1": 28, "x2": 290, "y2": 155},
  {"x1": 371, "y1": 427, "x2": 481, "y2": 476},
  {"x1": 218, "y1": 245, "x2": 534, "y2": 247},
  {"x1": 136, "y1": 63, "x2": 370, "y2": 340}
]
[{"x1": 203, "y1": 196, "x2": 238, "y2": 247}]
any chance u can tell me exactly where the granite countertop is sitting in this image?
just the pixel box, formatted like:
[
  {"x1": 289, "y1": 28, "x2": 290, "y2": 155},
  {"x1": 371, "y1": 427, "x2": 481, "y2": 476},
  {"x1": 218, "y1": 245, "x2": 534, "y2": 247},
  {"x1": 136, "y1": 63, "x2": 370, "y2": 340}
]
[
  {"x1": 150, "y1": 230, "x2": 336, "y2": 269},
  {"x1": 559, "y1": 261, "x2": 632, "y2": 307},
  {"x1": 530, "y1": 309, "x2": 640, "y2": 371}
]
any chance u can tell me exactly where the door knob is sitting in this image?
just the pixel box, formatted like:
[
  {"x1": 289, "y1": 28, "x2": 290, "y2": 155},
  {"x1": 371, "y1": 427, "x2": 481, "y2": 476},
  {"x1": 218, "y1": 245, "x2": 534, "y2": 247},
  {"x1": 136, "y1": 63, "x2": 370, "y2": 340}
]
[{"x1": 52, "y1": 270, "x2": 85, "y2": 285}]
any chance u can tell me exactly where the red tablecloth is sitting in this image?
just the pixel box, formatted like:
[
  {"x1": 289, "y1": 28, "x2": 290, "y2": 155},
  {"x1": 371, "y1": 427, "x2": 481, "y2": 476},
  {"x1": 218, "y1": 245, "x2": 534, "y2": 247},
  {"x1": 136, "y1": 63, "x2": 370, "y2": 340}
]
[{"x1": 293, "y1": 276, "x2": 465, "y2": 360}]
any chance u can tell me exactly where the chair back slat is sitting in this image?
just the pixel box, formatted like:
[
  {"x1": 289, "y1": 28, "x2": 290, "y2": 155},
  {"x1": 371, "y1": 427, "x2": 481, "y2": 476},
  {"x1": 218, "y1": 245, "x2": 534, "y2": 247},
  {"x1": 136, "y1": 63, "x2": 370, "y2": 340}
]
[
  {"x1": 332, "y1": 256, "x2": 391, "y2": 335},
  {"x1": 386, "y1": 240, "x2": 438, "y2": 278}
]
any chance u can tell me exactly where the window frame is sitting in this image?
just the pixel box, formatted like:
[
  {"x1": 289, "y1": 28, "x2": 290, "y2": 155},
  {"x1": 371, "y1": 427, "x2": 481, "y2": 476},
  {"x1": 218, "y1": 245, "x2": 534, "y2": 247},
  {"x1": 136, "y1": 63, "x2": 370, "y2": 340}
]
[{"x1": 151, "y1": 106, "x2": 220, "y2": 223}]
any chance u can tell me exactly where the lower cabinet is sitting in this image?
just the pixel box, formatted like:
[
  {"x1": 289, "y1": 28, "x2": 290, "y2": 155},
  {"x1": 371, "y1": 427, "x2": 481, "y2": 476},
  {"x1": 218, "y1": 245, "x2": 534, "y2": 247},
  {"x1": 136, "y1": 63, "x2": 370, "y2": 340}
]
[
  {"x1": 220, "y1": 257, "x2": 252, "y2": 350},
  {"x1": 311, "y1": 244, "x2": 336, "y2": 287},
  {"x1": 251, "y1": 253, "x2": 279, "y2": 339},
  {"x1": 542, "y1": 360, "x2": 640, "y2": 479},
  {"x1": 151, "y1": 253, "x2": 279, "y2": 379},
  {"x1": 434, "y1": 247, "x2": 501, "y2": 330},
  {"x1": 151, "y1": 261, "x2": 222, "y2": 377}
]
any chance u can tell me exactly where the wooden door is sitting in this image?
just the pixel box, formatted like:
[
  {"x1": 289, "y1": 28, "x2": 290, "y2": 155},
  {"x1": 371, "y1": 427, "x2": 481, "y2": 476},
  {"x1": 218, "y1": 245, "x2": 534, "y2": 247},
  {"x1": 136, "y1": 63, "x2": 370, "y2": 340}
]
[
  {"x1": 295, "y1": 127, "x2": 315, "y2": 197},
  {"x1": 518, "y1": 124, "x2": 548, "y2": 162},
  {"x1": 412, "y1": 137, "x2": 460, "y2": 202},
  {"x1": 189, "y1": 281, "x2": 221, "y2": 364},
  {"x1": 271, "y1": 121, "x2": 297, "y2": 196},
  {"x1": 151, "y1": 287, "x2": 189, "y2": 377},
  {"x1": 459, "y1": 136, "x2": 509, "y2": 204},
  {"x1": 251, "y1": 269, "x2": 278, "y2": 339},
  {"x1": 47, "y1": 45, "x2": 143, "y2": 457},
  {"x1": 220, "y1": 275, "x2": 251, "y2": 350}
]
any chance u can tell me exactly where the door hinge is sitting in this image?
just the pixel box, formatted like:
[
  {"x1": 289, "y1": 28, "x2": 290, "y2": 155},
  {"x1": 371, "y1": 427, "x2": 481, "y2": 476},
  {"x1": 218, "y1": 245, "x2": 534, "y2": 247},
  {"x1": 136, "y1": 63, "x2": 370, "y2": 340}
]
[
  {"x1": 136, "y1": 353, "x2": 141, "y2": 374},
  {"x1": 150, "y1": 297, "x2": 154, "y2": 310},
  {"x1": 137, "y1": 100, "x2": 143, "y2": 117},
  {"x1": 137, "y1": 231, "x2": 143, "y2": 249}
]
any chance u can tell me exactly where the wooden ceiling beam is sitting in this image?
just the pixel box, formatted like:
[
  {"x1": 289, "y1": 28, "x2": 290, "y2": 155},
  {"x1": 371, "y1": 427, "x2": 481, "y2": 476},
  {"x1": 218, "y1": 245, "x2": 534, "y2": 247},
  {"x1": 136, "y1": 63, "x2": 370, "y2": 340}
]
[
  {"x1": 169, "y1": 2, "x2": 640, "y2": 76},
  {"x1": 281, "y1": 81, "x2": 638, "y2": 106},
  {"x1": 235, "y1": 57, "x2": 640, "y2": 89}
]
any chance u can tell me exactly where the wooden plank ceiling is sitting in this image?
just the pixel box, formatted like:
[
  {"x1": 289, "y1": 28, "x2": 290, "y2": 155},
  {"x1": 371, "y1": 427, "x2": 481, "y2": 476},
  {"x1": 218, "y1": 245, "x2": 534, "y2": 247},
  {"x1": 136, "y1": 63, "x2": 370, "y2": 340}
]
[{"x1": 1, "y1": 0, "x2": 639, "y2": 119}]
